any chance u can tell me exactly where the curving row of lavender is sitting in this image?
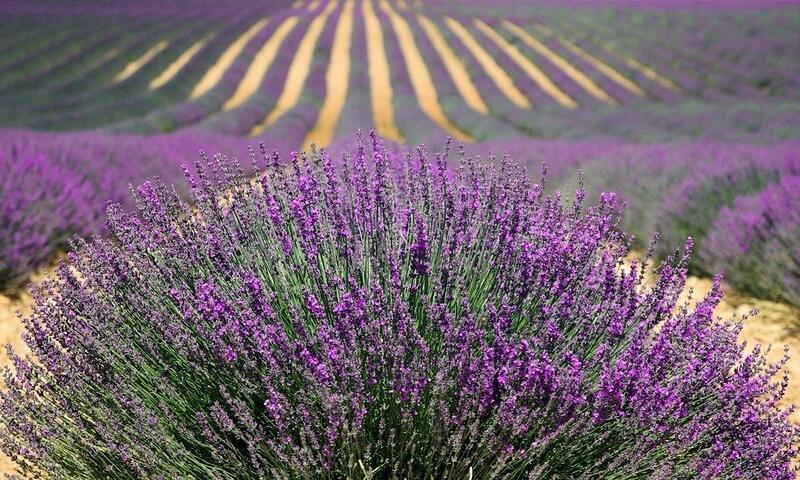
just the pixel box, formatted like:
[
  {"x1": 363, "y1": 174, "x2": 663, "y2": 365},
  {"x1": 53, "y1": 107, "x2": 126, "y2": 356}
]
[
  {"x1": 461, "y1": 139, "x2": 800, "y2": 307},
  {"x1": 2, "y1": 128, "x2": 798, "y2": 308},
  {"x1": 0, "y1": 129, "x2": 252, "y2": 288},
  {"x1": 1, "y1": 136, "x2": 797, "y2": 478},
  {"x1": 701, "y1": 176, "x2": 800, "y2": 305}
]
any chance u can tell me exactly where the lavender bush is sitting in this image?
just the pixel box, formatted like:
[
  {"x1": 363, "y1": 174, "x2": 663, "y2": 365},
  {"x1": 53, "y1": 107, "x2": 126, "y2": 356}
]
[
  {"x1": 0, "y1": 149, "x2": 96, "y2": 287},
  {"x1": 701, "y1": 175, "x2": 800, "y2": 306},
  {"x1": 0, "y1": 128, "x2": 248, "y2": 288},
  {"x1": 2, "y1": 134, "x2": 797, "y2": 478},
  {"x1": 652, "y1": 148, "x2": 800, "y2": 273}
]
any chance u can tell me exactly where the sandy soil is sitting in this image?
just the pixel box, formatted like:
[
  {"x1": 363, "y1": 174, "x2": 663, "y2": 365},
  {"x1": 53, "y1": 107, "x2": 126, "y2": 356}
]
[
  {"x1": 444, "y1": 16, "x2": 532, "y2": 109},
  {"x1": 0, "y1": 269, "x2": 798, "y2": 475},
  {"x1": 303, "y1": 0, "x2": 355, "y2": 150},
  {"x1": 363, "y1": 0, "x2": 404, "y2": 141},
  {"x1": 0, "y1": 290, "x2": 33, "y2": 475}
]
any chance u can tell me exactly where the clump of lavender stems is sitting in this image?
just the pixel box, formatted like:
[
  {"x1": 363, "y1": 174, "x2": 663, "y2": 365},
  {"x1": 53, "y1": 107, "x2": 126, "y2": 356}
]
[
  {"x1": 1, "y1": 132, "x2": 797, "y2": 479},
  {"x1": 701, "y1": 175, "x2": 800, "y2": 306}
]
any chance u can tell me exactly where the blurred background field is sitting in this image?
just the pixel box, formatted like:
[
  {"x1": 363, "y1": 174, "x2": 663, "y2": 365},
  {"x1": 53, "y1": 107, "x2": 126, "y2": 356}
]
[{"x1": 1, "y1": 0, "x2": 799, "y2": 473}]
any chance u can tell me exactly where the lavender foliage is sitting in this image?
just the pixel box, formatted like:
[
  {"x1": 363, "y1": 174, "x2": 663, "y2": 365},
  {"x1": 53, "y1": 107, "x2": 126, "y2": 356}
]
[
  {"x1": 0, "y1": 128, "x2": 249, "y2": 288},
  {"x1": 1, "y1": 134, "x2": 797, "y2": 478},
  {"x1": 0, "y1": 150, "x2": 96, "y2": 287},
  {"x1": 701, "y1": 175, "x2": 800, "y2": 306}
]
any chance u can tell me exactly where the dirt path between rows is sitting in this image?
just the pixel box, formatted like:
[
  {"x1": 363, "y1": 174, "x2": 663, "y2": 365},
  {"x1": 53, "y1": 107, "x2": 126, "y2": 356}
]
[
  {"x1": 1, "y1": 270, "x2": 798, "y2": 475},
  {"x1": 0, "y1": 290, "x2": 33, "y2": 475}
]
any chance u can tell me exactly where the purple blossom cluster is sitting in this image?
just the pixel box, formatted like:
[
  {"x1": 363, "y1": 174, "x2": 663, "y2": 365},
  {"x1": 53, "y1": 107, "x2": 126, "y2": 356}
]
[{"x1": 1, "y1": 134, "x2": 797, "y2": 478}]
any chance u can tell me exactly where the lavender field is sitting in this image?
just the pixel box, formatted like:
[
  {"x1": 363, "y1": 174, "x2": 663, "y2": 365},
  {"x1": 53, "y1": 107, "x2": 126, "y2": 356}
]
[{"x1": 1, "y1": 0, "x2": 799, "y2": 477}]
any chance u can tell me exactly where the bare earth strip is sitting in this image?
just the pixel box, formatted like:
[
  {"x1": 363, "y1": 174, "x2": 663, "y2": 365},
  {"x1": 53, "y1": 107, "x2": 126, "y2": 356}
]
[
  {"x1": 379, "y1": 0, "x2": 473, "y2": 142},
  {"x1": 417, "y1": 14, "x2": 489, "y2": 115},
  {"x1": 112, "y1": 40, "x2": 169, "y2": 84},
  {"x1": 502, "y1": 20, "x2": 617, "y2": 105},
  {"x1": 474, "y1": 19, "x2": 577, "y2": 109},
  {"x1": 532, "y1": 22, "x2": 647, "y2": 98},
  {"x1": 444, "y1": 16, "x2": 532, "y2": 109},
  {"x1": 304, "y1": 0, "x2": 355, "y2": 150},
  {"x1": 0, "y1": 292, "x2": 29, "y2": 475},
  {"x1": 189, "y1": 18, "x2": 269, "y2": 100},
  {"x1": 250, "y1": 1, "x2": 338, "y2": 136},
  {"x1": 149, "y1": 35, "x2": 212, "y2": 90},
  {"x1": 223, "y1": 16, "x2": 299, "y2": 111},
  {"x1": 603, "y1": 44, "x2": 683, "y2": 93},
  {"x1": 362, "y1": 0, "x2": 404, "y2": 142}
]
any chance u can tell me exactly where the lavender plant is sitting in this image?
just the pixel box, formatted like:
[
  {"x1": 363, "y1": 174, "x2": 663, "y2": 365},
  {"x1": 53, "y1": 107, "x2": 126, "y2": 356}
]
[
  {"x1": 652, "y1": 148, "x2": 799, "y2": 274},
  {"x1": 0, "y1": 128, "x2": 247, "y2": 288},
  {"x1": 0, "y1": 150, "x2": 96, "y2": 287},
  {"x1": 564, "y1": 140, "x2": 800, "y2": 297},
  {"x1": 1, "y1": 133, "x2": 797, "y2": 478},
  {"x1": 701, "y1": 175, "x2": 800, "y2": 306}
]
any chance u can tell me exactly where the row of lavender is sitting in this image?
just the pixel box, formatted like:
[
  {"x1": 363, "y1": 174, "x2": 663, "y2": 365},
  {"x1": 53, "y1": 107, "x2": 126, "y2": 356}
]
[
  {"x1": 2, "y1": 129, "x2": 798, "y2": 308},
  {"x1": 456, "y1": 138, "x2": 800, "y2": 306},
  {"x1": 0, "y1": 128, "x2": 257, "y2": 287}
]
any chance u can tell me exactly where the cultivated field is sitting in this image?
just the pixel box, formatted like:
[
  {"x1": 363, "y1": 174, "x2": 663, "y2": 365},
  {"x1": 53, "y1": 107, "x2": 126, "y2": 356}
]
[{"x1": 1, "y1": 0, "x2": 798, "y2": 477}]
